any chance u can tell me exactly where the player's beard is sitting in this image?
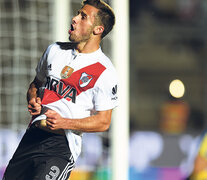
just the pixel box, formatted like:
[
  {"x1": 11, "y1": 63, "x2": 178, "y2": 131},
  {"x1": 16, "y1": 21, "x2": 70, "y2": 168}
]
[{"x1": 69, "y1": 25, "x2": 94, "y2": 43}]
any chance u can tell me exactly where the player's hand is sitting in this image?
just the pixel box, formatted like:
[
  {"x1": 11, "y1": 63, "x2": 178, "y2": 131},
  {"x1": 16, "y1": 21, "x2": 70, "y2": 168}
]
[
  {"x1": 45, "y1": 109, "x2": 66, "y2": 130},
  {"x1": 28, "y1": 97, "x2": 42, "y2": 116}
]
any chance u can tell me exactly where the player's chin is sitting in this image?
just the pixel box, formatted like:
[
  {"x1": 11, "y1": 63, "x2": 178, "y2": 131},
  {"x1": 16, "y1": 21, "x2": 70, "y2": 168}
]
[
  {"x1": 69, "y1": 35, "x2": 74, "y2": 41},
  {"x1": 69, "y1": 34, "x2": 79, "y2": 43}
]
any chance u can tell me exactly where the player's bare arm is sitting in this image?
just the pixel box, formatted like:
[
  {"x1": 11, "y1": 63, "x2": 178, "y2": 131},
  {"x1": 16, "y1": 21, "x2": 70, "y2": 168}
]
[
  {"x1": 27, "y1": 77, "x2": 43, "y2": 116},
  {"x1": 45, "y1": 109, "x2": 112, "y2": 132},
  {"x1": 192, "y1": 154, "x2": 207, "y2": 174}
]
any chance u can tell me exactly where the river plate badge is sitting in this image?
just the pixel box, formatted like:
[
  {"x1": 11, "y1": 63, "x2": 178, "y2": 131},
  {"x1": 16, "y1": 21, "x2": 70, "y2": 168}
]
[{"x1": 60, "y1": 66, "x2": 74, "y2": 79}]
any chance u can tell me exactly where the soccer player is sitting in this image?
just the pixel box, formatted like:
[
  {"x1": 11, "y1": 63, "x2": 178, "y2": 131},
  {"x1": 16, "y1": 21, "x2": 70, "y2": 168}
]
[
  {"x1": 188, "y1": 131, "x2": 207, "y2": 180},
  {"x1": 3, "y1": 0, "x2": 118, "y2": 179}
]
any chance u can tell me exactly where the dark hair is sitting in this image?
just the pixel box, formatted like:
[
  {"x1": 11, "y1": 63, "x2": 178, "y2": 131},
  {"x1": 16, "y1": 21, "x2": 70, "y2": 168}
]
[{"x1": 82, "y1": 0, "x2": 115, "y2": 39}]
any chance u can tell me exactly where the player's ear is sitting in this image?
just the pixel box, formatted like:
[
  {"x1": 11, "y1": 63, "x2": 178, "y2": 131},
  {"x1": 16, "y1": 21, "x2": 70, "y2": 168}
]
[{"x1": 93, "y1": 25, "x2": 104, "y2": 35}]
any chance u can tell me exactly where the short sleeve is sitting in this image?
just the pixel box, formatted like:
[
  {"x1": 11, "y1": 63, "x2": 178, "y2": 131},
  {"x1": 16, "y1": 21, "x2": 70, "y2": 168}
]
[
  {"x1": 35, "y1": 44, "x2": 53, "y2": 82},
  {"x1": 93, "y1": 69, "x2": 118, "y2": 111}
]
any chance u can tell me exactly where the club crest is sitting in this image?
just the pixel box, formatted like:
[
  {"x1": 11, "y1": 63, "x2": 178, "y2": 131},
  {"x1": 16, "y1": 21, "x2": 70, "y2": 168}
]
[
  {"x1": 60, "y1": 66, "x2": 74, "y2": 79},
  {"x1": 79, "y1": 72, "x2": 93, "y2": 88}
]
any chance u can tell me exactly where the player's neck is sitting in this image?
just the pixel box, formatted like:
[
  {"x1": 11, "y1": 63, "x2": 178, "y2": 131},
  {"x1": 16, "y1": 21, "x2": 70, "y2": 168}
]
[{"x1": 75, "y1": 38, "x2": 101, "y2": 54}]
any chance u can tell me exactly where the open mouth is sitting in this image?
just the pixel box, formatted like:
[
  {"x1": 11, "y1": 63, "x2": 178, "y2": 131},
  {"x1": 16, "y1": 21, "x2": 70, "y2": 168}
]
[
  {"x1": 69, "y1": 24, "x2": 74, "y2": 34},
  {"x1": 70, "y1": 24, "x2": 74, "y2": 31}
]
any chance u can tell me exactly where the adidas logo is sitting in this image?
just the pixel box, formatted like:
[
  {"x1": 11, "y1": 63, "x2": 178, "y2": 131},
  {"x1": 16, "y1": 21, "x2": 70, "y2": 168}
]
[
  {"x1": 47, "y1": 64, "x2": 52, "y2": 70},
  {"x1": 112, "y1": 85, "x2": 117, "y2": 95}
]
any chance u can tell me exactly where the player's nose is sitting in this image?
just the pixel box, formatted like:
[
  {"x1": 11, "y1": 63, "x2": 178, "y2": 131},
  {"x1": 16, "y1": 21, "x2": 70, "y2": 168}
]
[{"x1": 71, "y1": 14, "x2": 79, "y2": 24}]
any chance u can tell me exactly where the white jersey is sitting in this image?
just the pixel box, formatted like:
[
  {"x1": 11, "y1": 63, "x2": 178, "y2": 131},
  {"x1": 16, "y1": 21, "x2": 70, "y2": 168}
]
[{"x1": 32, "y1": 42, "x2": 118, "y2": 161}]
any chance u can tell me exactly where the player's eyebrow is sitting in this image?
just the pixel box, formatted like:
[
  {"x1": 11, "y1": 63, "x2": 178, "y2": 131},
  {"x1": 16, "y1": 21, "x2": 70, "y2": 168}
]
[{"x1": 78, "y1": 10, "x2": 88, "y2": 18}]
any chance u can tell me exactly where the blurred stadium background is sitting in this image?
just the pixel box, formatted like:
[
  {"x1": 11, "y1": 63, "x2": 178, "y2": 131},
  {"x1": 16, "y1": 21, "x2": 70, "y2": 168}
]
[{"x1": 1, "y1": 0, "x2": 207, "y2": 179}]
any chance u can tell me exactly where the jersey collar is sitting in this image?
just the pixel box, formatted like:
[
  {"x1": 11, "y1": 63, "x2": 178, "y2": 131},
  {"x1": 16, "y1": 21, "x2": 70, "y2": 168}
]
[{"x1": 72, "y1": 47, "x2": 102, "y2": 57}]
